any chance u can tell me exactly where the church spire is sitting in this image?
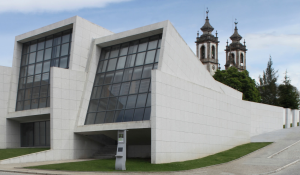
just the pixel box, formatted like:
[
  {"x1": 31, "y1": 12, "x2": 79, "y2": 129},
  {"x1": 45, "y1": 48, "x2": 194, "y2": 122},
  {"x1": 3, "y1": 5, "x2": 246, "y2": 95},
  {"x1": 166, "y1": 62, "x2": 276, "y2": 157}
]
[
  {"x1": 200, "y1": 8, "x2": 214, "y2": 34},
  {"x1": 230, "y1": 19, "x2": 242, "y2": 42}
]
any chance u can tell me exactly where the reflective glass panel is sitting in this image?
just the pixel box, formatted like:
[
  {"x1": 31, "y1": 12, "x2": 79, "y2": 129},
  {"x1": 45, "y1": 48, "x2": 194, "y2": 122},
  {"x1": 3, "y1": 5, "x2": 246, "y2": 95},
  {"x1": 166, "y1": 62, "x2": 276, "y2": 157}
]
[{"x1": 85, "y1": 34, "x2": 161, "y2": 125}]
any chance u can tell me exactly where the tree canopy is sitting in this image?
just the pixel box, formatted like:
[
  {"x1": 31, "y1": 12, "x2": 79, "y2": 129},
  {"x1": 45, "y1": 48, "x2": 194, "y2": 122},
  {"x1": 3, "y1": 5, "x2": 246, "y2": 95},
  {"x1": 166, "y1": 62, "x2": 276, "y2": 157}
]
[
  {"x1": 258, "y1": 56, "x2": 279, "y2": 106},
  {"x1": 213, "y1": 67, "x2": 261, "y2": 102},
  {"x1": 277, "y1": 72, "x2": 300, "y2": 109}
]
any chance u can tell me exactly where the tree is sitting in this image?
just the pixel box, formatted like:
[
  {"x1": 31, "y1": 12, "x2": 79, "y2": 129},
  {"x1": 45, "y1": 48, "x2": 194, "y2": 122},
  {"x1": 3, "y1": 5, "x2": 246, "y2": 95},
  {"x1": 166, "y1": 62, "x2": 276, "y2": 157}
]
[
  {"x1": 213, "y1": 67, "x2": 261, "y2": 102},
  {"x1": 278, "y1": 71, "x2": 300, "y2": 109},
  {"x1": 258, "y1": 56, "x2": 279, "y2": 106}
]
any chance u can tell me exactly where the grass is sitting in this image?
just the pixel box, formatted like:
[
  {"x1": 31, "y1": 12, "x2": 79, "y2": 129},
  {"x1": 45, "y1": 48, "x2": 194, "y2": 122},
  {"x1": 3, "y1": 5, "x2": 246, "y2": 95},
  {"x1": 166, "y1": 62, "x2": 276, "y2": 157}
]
[
  {"x1": 0, "y1": 148, "x2": 49, "y2": 160},
  {"x1": 27, "y1": 142, "x2": 271, "y2": 172}
]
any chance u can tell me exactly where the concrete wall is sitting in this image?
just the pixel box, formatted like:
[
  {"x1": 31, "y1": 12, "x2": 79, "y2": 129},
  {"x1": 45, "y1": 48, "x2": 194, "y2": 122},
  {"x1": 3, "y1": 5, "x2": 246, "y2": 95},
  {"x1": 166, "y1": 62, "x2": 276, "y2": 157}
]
[
  {"x1": 248, "y1": 101, "x2": 283, "y2": 137},
  {"x1": 0, "y1": 66, "x2": 11, "y2": 148},
  {"x1": 151, "y1": 70, "x2": 250, "y2": 164}
]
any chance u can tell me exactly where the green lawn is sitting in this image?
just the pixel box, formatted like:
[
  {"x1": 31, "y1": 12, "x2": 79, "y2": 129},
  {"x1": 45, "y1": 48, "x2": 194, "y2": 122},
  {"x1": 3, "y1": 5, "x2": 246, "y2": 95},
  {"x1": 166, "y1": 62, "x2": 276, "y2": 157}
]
[
  {"x1": 0, "y1": 148, "x2": 49, "y2": 160},
  {"x1": 27, "y1": 142, "x2": 271, "y2": 172}
]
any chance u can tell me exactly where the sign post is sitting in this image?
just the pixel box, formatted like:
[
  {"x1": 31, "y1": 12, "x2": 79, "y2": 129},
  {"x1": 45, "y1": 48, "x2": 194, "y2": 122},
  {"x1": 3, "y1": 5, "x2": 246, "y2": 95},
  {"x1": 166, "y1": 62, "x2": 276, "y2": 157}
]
[{"x1": 115, "y1": 130, "x2": 126, "y2": 170}]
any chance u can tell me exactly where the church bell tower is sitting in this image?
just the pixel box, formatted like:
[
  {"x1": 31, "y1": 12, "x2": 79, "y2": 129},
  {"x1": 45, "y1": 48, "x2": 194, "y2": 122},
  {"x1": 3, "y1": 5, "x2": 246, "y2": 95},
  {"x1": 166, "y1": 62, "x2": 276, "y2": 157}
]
[
  {"x1": 196, "y1": 8, "x2": 220, "y2": 76},
  {"x1": 225, "y1": 19, "x2": 247, "y2": 71}
]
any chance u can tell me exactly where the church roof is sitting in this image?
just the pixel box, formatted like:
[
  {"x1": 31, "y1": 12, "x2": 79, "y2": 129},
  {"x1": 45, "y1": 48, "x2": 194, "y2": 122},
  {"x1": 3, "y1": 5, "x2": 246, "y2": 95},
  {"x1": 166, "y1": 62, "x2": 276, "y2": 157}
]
[
  {"x1": 201, "y1": 17, "x2": 214, "y2": 33},
  {"x1": 230, "y1": 26, "x2": 242, "y2": 42}
]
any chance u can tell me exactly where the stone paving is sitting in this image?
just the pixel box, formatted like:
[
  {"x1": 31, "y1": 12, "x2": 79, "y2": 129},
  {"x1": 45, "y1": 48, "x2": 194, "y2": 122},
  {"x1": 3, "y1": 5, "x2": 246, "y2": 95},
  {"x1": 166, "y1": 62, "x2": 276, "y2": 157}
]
[{"x1": 1, "y1": 127, "x2": 300, "y2": 175}]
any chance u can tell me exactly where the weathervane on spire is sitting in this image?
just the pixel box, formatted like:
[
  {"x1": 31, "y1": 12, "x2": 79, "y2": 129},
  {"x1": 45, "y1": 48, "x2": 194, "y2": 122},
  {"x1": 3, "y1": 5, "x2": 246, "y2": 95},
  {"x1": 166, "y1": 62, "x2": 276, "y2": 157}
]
[
  {"x1": 234, "y1": 19, "x2": 238, "y2": 27},
  {"x1": 206, "y1": 8, "x2": 209, "y2": 18}
]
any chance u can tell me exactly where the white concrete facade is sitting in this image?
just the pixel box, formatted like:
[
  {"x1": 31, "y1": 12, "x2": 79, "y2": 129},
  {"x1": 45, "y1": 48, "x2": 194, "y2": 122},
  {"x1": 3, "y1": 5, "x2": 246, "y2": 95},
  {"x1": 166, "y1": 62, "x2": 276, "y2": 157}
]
[{"x1": 0, "y1": 16, "x2": 292, "y2": 165}]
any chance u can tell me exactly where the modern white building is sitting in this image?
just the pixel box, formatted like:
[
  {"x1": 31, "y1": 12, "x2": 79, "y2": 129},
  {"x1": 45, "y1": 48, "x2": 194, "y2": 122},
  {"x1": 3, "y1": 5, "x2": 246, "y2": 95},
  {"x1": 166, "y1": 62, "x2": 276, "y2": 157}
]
[{"x1": 0, "y1": 16, "x2": 286, "y2": 165}]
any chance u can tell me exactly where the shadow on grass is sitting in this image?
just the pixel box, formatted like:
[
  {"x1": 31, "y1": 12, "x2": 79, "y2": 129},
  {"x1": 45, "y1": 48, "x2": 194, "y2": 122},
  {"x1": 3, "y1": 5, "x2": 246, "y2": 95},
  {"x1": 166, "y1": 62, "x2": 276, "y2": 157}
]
[
  {"x1": 26, "y1": 142, "x2": 271, "y2": 172},
  {"x1": 0, "y1": 148, "x2": 49, "y2": 160}
]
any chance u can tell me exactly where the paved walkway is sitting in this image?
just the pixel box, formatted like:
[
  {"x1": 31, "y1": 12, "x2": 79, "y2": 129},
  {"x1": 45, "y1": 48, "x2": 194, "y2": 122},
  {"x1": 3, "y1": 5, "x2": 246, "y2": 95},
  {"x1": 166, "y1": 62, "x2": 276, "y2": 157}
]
[{"x1": 1, "y1": 127, "x2": 300, "y2": 175}]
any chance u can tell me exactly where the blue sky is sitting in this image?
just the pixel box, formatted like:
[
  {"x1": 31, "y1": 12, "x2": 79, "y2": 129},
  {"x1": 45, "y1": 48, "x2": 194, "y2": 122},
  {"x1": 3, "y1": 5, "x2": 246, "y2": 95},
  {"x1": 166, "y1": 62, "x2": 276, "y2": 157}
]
[{"x1": 0, "y1": 0, "x2": 299, "y2": 88}]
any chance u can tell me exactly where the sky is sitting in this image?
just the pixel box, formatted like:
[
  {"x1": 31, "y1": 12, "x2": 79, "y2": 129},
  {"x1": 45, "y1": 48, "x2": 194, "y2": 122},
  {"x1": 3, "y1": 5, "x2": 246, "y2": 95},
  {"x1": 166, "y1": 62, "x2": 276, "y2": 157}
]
[{"x1": 0, "y1": 0, "x2": 299, "y2": 88}]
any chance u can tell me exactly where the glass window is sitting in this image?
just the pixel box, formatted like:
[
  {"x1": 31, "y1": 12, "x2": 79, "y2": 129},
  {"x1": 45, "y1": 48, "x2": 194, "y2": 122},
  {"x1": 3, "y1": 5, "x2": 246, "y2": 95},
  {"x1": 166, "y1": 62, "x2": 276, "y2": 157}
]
[
  {"x1": 17, "y1": 90, "x2": 25, "y2": 101},
  {"x1": 36, "y1": 50, "x2": 44, "y2": 62},
  {"x1": 133, "y1": 108, "x2": 145, "y2": 121},
  {"x1": 110, "y1": 84, "x2": 121, "y2": 97},
  {"x1": 105, "y1": 111, "x2": 115, "y2": 123},
  {"x1": 113, "y1": 70, "x2": 123, "y2": 83},
  {"x1": 107, "y1": 58, "x2": 117, "y2": 71},
  {"x1": 110, "y1": 45, "x2": 120, "y2": 58},
  {"x1": 43, "y1": 61, "x2": 50, "y2": 72},
  {"x1": 129, "y1": 80, "x2": 140, "y2": 94},
  {"x1": 38, "y1": 39, "x2": 45, "y2": 50},
  {"x1": 44, "y1": 48, "x2": 52, "y2": 60},
  {"x1": 62, "y1": 34, "x2": 70, "y2": 43},
  {"x1": 123, "y1": 68, "x2": 133, "y2": 81},
  {"x1": 132, "y1": 66, "x2": 143, "y2": 80},
  {"x1": 128, "y1": 41, "x2": 138, "y2": 54},
  {"x1": 34, "y1": 75, "x2": 41, "y2": 87},
  {"x1": 114, "y1": 110, "x2": 124, "y2": 122},
  {"x1": 85, "y1": 34, "x2": 161, "y2": 124},
  {"x1": 29, "y1": 52, "x2": 36, "y2": 64},
  {"x1": 85, "y1": 113, "x2": 96, "y2": 125},
  {"x1": 26, "y1": 76, "x2": 34, "y2": 88},
  {"x1": 142, "y1": 65, "x2": 152, "y2": 78},
  {"x1": 25, "y1": 88, "x2": 32, "y2": 100},
  {"x1": 40, "y1": 85, "x2": 48, "y2": 97},
  {"x1": 101, "y1": 85, "x2": 111, "y2": 98},
  {"x1": 52, "y1": 46, "x2": 60, "y2": 58},
  {"x1": 91, "y1": 86, "x2": 102, "y2": 99},
  {"x1": 120, "y1": 43, "x2": 129, "y2": 56},
  {"x1": 146, "y1": 93, "x2": 151, "y2": 106},
  {"x1": 17, "y1": 29, "x2": 72, "y2": 111},
  {"x1": 144, "y1": 107, "x2": 151, "y2": 120},
  {"x1": 20, "y1": 66, "x2": 27, "y2": 77},
  {"x1": 32, "y1": 87, "x2": 40, "y2": 99},
  {"x1": 135, "y1": 52, "x2": 146, "y2": 66},
  {"x1": 138, "y1": 38, "x2": 148, "y2": 52},
  {"x1": 95, "y1": 112, "x2": 106, "y2": 124},
  {"x1": 104, "y1": 72, "x2": 114, "y2": 84},
  {"x1": 145, "y1": 50, "x2": 156, "y2": 64},
  {"x1": 35, "y1": 63, "x2": 42, "y2": 74},
  {"x1": 41, "y1": 73, "x2": 49, "y2": 85},
  {"x1": 45, "y1": 37, "x2": 53, "y2": 48},
  {"x1": 139, "y1": 79, "x2": 150, "y2": 93},
  {"x1": 98, "y1": 60, "x2": 108, "y2": 73},
  {"x1": 123, "y1": 109, "x2": 134, "y2": 122},
  {"x1": 61, "y1": 43, "x2": 69, "y2": 56},
  {"x1": 88, "y1": 100, "x2": 99, "y2": 112},
  {"x1": 136, "y1": 94, "x2": 147, "y2": 108},
  {"x1": 117, "y1": 56, "x2": 126, "y2": 69},
  {"x1": 126, "y1": 95, "x2": 137, "y2": 108},
  {"x1": 95, "y1": 73, "x2": 105, "y2": 86},
  {"x1": 119, "y1": 82, "x2": 130, "y2": 95},
  {"x1": 30, "y1": 41, "x2": 37, "y2": 52},
  {"x1": 21, "y1": 55, "x2": 28, "y2": 66},
  {"x1": 117, "y1": 96, "x2": 127, "y2": 110},
  {"x1": 100, "y1": 48, "x2": 110, "y2": 60},
  {"x1": 59, "y1": 56, "x2": 68, "y2": 68},
  {"x1": 155, "y1": 49, "x2": 160, "y2": 62},
  {"x1": 125, "y1": 54, "x2": 136, "y2": 68},
  {"x1": 107, "y1": 97, "x2": 118, "y2": 110}
]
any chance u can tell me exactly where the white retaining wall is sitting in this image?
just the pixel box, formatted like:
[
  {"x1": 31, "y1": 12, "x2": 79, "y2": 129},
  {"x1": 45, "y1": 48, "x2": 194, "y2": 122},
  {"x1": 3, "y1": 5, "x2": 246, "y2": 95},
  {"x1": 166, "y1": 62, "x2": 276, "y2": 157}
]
[{"x1": 0, "y1": 66, "x2": 11, "y2": 149}]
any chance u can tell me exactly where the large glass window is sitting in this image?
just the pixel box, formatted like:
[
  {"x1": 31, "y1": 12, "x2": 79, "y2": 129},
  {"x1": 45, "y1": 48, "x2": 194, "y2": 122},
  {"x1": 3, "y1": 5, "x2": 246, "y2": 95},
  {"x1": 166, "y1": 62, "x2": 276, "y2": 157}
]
[
  {"x1": 85, "y1": 34, "x2": 161, "y2": 125},
  {"x1": 21, "y1": 120, "x2": 50, "y2": 147},
  {"x1": 16, "y1": 29, "x2": 72, "y2": 111}
]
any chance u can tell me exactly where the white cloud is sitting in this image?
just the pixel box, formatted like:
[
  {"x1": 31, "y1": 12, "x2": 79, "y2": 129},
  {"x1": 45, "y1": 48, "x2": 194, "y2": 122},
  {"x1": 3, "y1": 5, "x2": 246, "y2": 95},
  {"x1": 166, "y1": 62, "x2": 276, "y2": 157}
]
[{"x1": 0, "y1": 0, "x2": 130, "y2": 13}]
